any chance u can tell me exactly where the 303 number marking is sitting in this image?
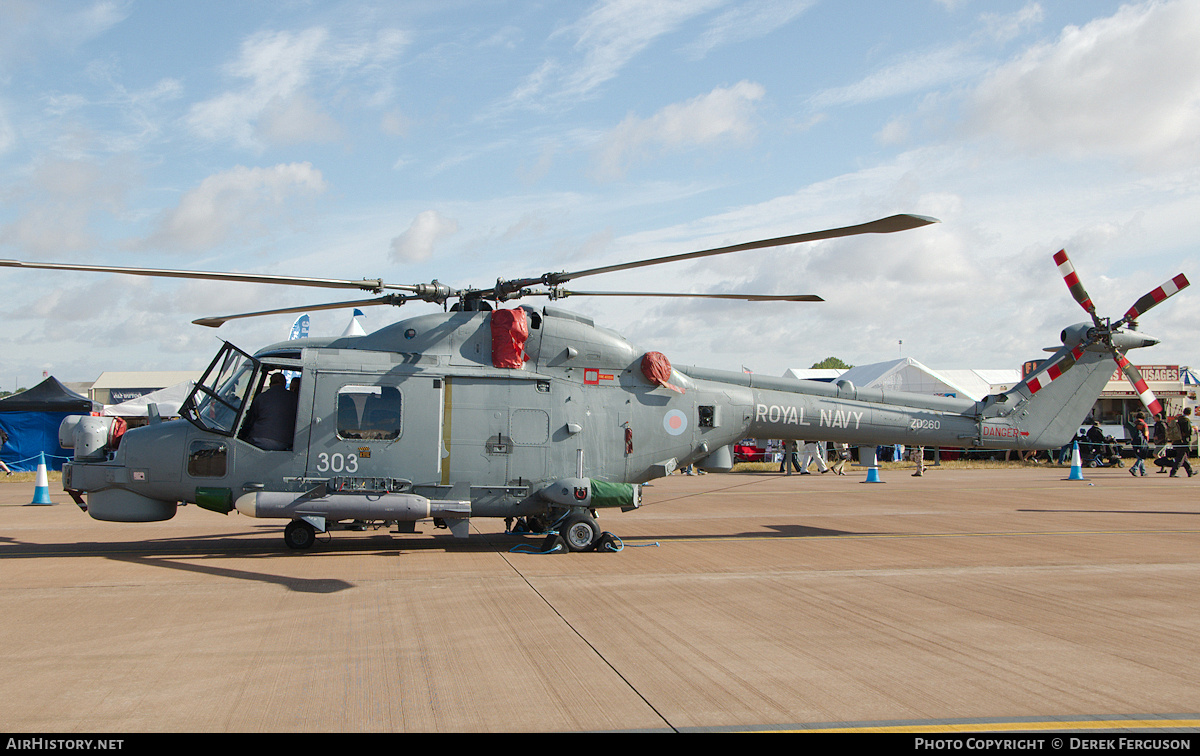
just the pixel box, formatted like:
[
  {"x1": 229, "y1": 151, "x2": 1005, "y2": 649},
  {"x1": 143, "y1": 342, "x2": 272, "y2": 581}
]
[{"x1": 316, "y1": 452, "x2": 359, "y2": 473}]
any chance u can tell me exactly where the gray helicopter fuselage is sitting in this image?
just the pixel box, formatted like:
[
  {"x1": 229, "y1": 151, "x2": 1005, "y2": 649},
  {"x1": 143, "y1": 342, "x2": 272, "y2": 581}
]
[
  {"x1": 62, "y1": 306, "x2": 1122, "y2": 528},
  {"x1": 20, "y1": 217, "x2": 1182, "y2": 551}
]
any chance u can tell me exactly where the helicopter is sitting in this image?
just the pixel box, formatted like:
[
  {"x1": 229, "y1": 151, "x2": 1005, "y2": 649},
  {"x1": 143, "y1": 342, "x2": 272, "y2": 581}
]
[{"x1": 0, "y1": 215, "x2": 1188, "y2": 552}]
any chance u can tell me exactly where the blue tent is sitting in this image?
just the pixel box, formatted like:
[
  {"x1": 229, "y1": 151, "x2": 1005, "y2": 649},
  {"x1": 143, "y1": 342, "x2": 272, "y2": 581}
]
[{"x1": 0, "y1": 377, "x2": 97, "y2": 472}]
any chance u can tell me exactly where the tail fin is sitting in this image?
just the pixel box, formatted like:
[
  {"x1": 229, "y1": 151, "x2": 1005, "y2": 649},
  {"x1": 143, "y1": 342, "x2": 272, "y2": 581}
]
[{"x1": 1001, "y1": 344, "x2": 1114, "y2": 447}]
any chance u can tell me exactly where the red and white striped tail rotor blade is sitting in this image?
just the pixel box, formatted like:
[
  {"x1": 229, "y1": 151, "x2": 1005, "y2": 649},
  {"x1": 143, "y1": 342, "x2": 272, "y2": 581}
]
[
  {"x1": 1123, "y1": 273, "x2": 1189, "y2": 323},
  {"x1": 1053, "y1": 249, "x2": 1097, "y2": 317},
  {"x1": 1025, "y1": 346, "x2": 1086, "y2": 396},
  {"x1": 1114, "y1": 352, "x2": 1162, "y2": 416}
]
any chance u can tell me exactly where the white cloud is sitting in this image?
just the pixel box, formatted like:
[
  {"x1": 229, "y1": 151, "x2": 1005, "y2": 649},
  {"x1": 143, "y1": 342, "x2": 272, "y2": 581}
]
[
  {"x1": 506, "y1": 0, "x2": 723, "y2": 109},
  {"x1": 808, "y1": 3, "x2": 1044, "y2": 112},
  {"x1": 145, "y1": 163, "x2": 327, "y2": 251},
  {"x1": 185, "y1": 28, "x2": 328, "y2": 149},
  {"x1": 594, "y1": 81, "x2": 764, "y2": 179},
  {"x1": 966, "y1": 0, "x2": 1200, "y2": 169},
  {"x1": 389, "y1": 210, "x2": 459, "y2": 264},
  {"x1": 7, "y1": 2, "x2": 1200, "y2": 380},
  {"x1": 681, "y1": 0, "x2": 815, "y2": 59},
  {"x1": 379, "y1": 108, "x2": 408, "y2": 137},
  {"x1": 507, "y1": 59, "x2": 558, "y2": 110},
  {"x1": 564, "y1": 0, "x2": 723, "y2": 97},
  {"x1": 979, "y1": 2, "x2": 1045, "y2": 44},
  {"x1": 73, "y1": 1, "x2": 132, "y2": 39},
  {"x1": 257, "y1": 93, "x2": 343, "y2": 145},
  {"x1": 51, "y1": 70, "x2": 184, "y2": 156},
  {"x1": 0, "y1": 157, "x2": 133, "y2": 256},
  {"x1": 0, "y1": 100, "x2": 17, "y2": 154},
  {"x1": 185, "y1": 26, "x2": 408, "y2": 150},
  {"x1": 0, "y1": 0, "x2": 132, "y2": 74},
  {"x1": 809, "y1": 43, "x2": 984, "y2": 109}
]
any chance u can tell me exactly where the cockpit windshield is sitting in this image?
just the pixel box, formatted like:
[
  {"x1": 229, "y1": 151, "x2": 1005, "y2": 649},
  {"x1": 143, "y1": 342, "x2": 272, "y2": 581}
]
[{"x1": 182, "y1": 343, "x2": 261, "y2": 436}]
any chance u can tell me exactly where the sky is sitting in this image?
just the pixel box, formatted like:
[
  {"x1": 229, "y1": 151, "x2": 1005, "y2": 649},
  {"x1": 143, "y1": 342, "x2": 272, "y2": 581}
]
[{"x1": 3, "y1": 0, "x2": 1200, "y2": 390}]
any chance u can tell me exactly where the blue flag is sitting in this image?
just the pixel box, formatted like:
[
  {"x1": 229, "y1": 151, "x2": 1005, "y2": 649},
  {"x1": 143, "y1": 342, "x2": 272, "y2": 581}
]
[
  {"x1": 288, "y1": 314, "x2": 310, "y2": 341},
  {"x1": 284, "y1": 314, "x2": 309, "y2": 386}
]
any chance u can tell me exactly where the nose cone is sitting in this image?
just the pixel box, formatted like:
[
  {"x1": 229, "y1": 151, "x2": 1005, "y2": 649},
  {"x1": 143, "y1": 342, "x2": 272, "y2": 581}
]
[
  {"x1": 235, "y1": 491, "x2": 260, "y2": 517},
  {"x1": 1113, "y1": 330, "x2": 1159, "y2": 350}
]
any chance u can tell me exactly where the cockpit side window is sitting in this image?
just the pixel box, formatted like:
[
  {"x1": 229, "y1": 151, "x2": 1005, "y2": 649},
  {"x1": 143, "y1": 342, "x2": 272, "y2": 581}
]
[{"x1": 182, "y1": 343, "x2": 261, "y2": 436}]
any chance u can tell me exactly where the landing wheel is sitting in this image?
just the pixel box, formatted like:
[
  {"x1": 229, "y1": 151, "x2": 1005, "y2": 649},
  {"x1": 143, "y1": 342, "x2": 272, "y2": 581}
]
[
  {"x1": 284, "y1": 519, "x2": 316, "y2": 550},
  {"x1": 560, "y1": 511, "x2": 600, "y2": 552}
]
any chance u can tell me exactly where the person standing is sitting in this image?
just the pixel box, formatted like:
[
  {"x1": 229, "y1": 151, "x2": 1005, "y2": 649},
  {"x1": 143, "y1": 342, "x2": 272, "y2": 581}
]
[
  {"x1": 1130, "y1": 412, "x2": 1149, "y2": 477},
  {"x1": 800, "y1": 441, "x2": 829, "y2": 474},
  {"x1": 779, "y1": 439, "x2": 802, "y2": 474},
  {"x1": 1152, "y1": 412, "x2": 1171, "y2": 472},
  {"x1": 0, "y1": 427, "x2": 11, "y2": 476},
  {"x1": 911, "y1": 446, "x2": 926, "y2": 477},
  {"x1": 831, "y1": 443, "x2": 851, "y2": 475},
  {"x1": 1170, "y1": 408, "x2": 1194, "y2": 477}
]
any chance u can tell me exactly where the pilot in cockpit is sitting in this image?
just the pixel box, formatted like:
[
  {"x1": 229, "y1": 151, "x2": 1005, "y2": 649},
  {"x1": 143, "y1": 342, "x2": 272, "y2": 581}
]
[{"x1": 241, "y1": 372, "x2": 298, "y2": 451}]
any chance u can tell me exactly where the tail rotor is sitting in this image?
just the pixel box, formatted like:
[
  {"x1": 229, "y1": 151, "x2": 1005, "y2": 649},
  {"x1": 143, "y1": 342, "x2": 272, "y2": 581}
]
[{"x1": 1028, "y1": 249, "x2": 1187, "y2": 416}]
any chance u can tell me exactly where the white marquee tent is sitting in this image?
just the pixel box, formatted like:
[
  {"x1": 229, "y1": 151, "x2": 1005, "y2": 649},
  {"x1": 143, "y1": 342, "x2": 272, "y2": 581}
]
[
  {"x1": 102, "y1": 381, "x2": 194, "y2": 418},
  {"x1": 785, "y1": 358, "x2": 1020, "y2": 402}
]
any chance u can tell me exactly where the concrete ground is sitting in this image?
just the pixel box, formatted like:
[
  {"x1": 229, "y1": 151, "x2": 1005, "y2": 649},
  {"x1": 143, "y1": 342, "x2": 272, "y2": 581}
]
[{"x1": 2, "y1": 464, "x2": 1199, "y2": 733}]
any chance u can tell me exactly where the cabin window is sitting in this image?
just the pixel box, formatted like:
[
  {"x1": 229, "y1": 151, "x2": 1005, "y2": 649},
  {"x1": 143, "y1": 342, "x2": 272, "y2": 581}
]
[
  {"x1": 336, "y1": 385, "x2": 402, "y2": 440},
  {"x1": 187, "y1": 440, "x2": 228, "y2": 477}
]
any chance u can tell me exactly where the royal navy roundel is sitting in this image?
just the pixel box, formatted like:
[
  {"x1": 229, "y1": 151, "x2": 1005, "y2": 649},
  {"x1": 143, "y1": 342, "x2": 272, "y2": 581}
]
[{"x1": 663, "y1": 409, "x2": 688, "y2": 436}]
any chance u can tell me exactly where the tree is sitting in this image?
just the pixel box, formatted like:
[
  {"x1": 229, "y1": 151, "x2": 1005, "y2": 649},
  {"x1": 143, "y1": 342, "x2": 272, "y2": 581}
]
[{"x1": 810, "y1": 357, "x2": 852, "y2": 370}]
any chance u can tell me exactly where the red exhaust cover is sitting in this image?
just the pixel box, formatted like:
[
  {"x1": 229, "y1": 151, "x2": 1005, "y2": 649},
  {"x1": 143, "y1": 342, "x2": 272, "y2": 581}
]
[
  {"x1": 491, "y1": 308, "x2": 529, "y2": 368},
  {"x1": 641, "y1": 351, "x2": 684, "y2": 394}
]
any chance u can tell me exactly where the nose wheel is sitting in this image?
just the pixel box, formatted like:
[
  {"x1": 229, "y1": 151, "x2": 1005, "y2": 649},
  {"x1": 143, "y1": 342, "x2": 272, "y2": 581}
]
[{"x1": 284, "y1": 519, "x2": 316, "y2": 550}]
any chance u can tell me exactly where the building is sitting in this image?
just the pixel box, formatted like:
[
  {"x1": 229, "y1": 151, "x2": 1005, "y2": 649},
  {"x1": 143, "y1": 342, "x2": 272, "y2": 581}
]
[
  {"x1": 1090, "y1": 364, "x2": 1190, "y2": 427},
  {"x1": 88, "y1": 371, "x2": 202, "y2": 405}
]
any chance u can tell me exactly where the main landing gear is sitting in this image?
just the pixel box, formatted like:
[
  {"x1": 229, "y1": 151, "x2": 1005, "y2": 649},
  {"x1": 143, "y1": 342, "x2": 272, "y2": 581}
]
[
  {"x1": 507, "y1": 508, "x2": 621, "y2": 553},
  {"x1": 283, "y1": 519, "x2": 317, "y2": 550},
  {"x1": 280, "y1": 509, "x2": 622, "y2": 553},
  {"x1": 552, "y1": 509, "x2": 621, "y2": 553},
  {"x1": 560, "y1": 510, "x2": 602, "y2": 552}
]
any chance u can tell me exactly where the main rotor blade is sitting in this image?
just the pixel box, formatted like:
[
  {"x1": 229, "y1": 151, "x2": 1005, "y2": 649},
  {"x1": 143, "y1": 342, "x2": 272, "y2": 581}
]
[
  {"x1": 552, "y1": 290, "x2": 823, "y2": 302},
  {"x1": 1053, "y1": 249, "x2": 1100, "y2": 323},
  {"x1": 1114, "y1": 351, "x2": 1163, "y2": 416},
  {"x1": 0, "y1": 258, "x2": 415, "y2": 294},
  {"x1": 1117, "y1": 273, "x2": 1189, "y2": 327},
  {"x1": 537, "y1": 213, "x2": 939, "y2": 286},
  {"x1": 192, "y1": 294, "x2": 414, "y2": 328}
]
